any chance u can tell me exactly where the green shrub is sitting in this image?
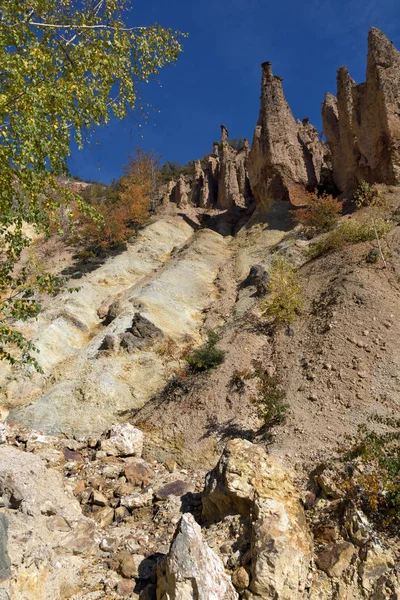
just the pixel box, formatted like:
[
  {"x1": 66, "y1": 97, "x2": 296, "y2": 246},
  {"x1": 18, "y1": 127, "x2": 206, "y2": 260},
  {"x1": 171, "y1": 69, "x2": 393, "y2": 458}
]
[
  {"x1": 342, "y1": 415, "x2": 400, "y2": 533},
  {"x1": 309, "y1": 218, "x2": 392, "y2": 258},
  {"x1": 185, "y1": 330, "x2": 226, "y2": 372},
  {"x1": 251, "y1": 361, "x2": 287, "y2": 432},
  {"x1": 260, "y1": 257, "x2": 303, "y2": 327}
]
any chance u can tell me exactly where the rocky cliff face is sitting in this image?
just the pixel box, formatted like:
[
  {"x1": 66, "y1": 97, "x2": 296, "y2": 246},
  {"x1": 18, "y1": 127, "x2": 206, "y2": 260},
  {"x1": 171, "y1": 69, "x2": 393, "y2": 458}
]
[
  {"x1": 164, "y1": 126, "x2": 254, "y2": 211},
  {"x1": 322, "y1": 27, "x2": 400, "y2": 193},
  {"x1": 248, "y1": 62, "x2": 330, "y2": 205}
]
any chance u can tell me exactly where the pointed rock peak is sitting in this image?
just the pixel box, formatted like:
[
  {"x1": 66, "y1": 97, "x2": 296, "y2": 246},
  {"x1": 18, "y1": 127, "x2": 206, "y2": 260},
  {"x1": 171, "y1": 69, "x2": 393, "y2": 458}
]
[
  {"x1": 324, "y1": 91, "x2": 337, "y2": 104},
  {"x1": 368, "y1": 26, "x2": 400, "y2": 68},
  {"x1": 220, "y1": 124, "x2": 229, "y2": 146},
  {"x1": 322, "y1": 28, "x2": 400, "y2": 192},
  {"x1": 337, "y1": 66, "x2": 355, "y2": 86},
  {"x1": 248, "y1": 58, "x2": 329, "y2": 205},
  {"x1": 369, "y1": 26, "x2": 394, "y2": 47}
]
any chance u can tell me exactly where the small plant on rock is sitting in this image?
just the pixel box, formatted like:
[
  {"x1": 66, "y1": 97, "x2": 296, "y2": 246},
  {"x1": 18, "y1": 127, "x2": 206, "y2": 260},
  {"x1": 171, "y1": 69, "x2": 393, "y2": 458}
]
[
  {"x1": 292, "y1": 192, "x2": 343, "y2": 237},
  {"x1": 251, "y1": 361, "x2": 287, "y2": 434},
  {"x1": 260, "y1": 257, "x2": 303, "y2": 328},
  {"x1": 185, "y1": 330, "x2": 226, "y2": 372}
]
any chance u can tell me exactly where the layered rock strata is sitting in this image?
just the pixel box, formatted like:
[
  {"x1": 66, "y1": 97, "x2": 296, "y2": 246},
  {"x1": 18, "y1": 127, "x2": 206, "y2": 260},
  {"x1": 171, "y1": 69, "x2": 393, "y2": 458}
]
[
  {"x1": 248, "y1": 62, "x2": 330, "y2": 205},
  {"x1": 322, "y1": 27, "x2": 400, "y2": 193}
]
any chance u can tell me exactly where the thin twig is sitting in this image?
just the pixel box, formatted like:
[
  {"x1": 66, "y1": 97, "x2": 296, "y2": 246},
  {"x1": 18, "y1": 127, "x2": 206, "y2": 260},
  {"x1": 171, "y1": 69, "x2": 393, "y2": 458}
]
[
  {"x1": 15, "y1": 21, "x2": 147, "y2": 31},
  {"x1": 373, "y1": 219, "x2": 387, "y2": 268}
]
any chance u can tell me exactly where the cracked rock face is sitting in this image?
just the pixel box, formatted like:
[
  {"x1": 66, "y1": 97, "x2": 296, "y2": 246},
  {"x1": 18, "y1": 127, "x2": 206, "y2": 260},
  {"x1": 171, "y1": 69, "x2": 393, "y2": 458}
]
[
  {"x1": 322, "y1": 27, "x2": 400, "y2": 193},
  {"x1": 202, "y1": 438, "x2": 313, "y2": 600},
  {"x1": 248, "y1": 62, "x2": 329, "y2": 205}
]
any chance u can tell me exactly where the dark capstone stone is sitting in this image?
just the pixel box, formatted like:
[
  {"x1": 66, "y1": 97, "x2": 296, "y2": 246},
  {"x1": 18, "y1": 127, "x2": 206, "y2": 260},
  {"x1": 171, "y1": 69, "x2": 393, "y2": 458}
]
[
  {"x1": 128, "y1": 313, "x2": 163, "y2": 340},
  {"x1": 120, "y1": 332, "x2": 144, "y2": 353},
  {"x1": 99, "y1": 334, "x2": 120, "y2": 352},
  {"x1": 240, "y1": 264, "x2": 270, "y2": 296},
  {"x1": 104, "y1": 300, "x2": 123, "y2": 325}
]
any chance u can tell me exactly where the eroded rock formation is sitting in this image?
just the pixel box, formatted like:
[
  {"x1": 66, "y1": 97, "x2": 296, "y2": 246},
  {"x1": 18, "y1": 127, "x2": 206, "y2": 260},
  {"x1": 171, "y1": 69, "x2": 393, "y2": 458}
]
[
  {"x1": 322, "y1": 27, "x2": 400, "y2": 193},
  {"x1": 248, "y1": 62, "x2": 330, "y2": 205},
  {"x1": 164, "y1": 126, "x2": 253, "y2": 211}
]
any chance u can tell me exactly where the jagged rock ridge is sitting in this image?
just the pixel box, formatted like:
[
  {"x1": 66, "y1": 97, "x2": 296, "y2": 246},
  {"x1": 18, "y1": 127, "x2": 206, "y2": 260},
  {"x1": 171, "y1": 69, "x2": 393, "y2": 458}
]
[
  {"x1": 322, "y1": 27, "x2": 400, "y2": 193},
  {"x1": 162, "y1": 126, "x2": 254, "y2": 211}
]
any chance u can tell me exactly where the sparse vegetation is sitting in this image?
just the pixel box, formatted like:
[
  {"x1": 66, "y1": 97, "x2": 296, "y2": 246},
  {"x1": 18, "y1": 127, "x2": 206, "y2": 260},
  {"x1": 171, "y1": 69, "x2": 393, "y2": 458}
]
[
  {"x1": 260, "y1": 257, "x2": 303, "y2": 328},
  {"x1": 366, "y1": 248, "x2": 380, "y2": 264},
  {"x1": 229, "y1": 369, "x2": 251, "y2": 393},
  {"x1": 309, "y1": 217, "x2": 392, "y2": 258},
  {"x1": 343, "y1": 415, "x2": 400, "y2": 533},
  {"x1": 292, "y1": 192, "x2": 343, "y2": 237},
  {"x1": 185, "y1": 330, "x2": 226, "y2": 372},
  {"x1": 217, "y1": 137, "x2": 248, "y2": 152},
  {"x1": 159, "y1": 160, "x2": 197, "y2": 184},
  {"x1": 251, "y1": 361, "x2": 287, "y2": 434}
]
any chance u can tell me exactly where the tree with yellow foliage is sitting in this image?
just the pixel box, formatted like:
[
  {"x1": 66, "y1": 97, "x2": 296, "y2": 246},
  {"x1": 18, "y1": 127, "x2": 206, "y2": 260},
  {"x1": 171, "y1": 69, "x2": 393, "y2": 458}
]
[{"x1": 0, "y1": 0, "x2": 185, "y2": 366}]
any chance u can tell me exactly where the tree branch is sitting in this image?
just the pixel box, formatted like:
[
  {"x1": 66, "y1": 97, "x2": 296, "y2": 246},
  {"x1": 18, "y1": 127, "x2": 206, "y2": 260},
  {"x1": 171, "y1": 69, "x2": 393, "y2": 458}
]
[{"x1": 15, "y1": 21, "x2": 148, "y2": 32}]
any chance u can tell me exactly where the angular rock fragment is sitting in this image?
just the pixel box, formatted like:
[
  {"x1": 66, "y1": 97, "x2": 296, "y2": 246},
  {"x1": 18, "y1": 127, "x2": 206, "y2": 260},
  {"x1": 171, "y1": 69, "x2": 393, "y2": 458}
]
[
  {"x1": 156, "y1": 513, "x2": 238, "y2": 600},
  {"x1": 203, "y1": 439, "x2": 312, "y2": 600}
]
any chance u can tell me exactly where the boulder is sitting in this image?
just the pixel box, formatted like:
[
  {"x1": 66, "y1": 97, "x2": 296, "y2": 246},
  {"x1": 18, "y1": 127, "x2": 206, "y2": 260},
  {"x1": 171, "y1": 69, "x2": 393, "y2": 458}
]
[
  {"x1": 202, "y1": 439, "x2": 312, "y2": 600},
  {"x1": 124, "y1": 460, "x2": 154, "y2": 487},
  {"x1": 0, "y1": 446, "x2": 96, "y2": 599},
  {"x1": 316, "y1": 542, "x2": 356, "y2": 578},
  {"x1": 120, "y1": 332, "x2": 144, "y2": 352},
  {"x1": 358, "y1": 542, "x2": 394, "y2": 593},
  {"x1": 101, "y1": 423, "x2": 144, "y2": 458},
  {"x1": 128, "y1": 313, "x2": 164, "y2": 341},
  {"x1": 156, "y1": 513, "x2": 238, "y2": 600}
]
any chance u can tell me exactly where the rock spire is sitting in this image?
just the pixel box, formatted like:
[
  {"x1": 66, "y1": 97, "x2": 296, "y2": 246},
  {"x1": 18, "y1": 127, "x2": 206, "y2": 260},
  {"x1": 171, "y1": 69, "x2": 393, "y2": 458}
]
[
  {"x1": 248, "y1": 62, "x2": 329, "y2": 205},
  {"x1": 322, "y1": 27, "x2": 400, "y2": 193}
]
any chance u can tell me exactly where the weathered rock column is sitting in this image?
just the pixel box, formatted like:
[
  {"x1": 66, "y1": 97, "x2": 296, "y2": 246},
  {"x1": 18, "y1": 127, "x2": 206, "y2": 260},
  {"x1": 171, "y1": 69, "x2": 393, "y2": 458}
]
[
  {"x1": 248, "y1": 62, "x2": 327, "y2": 205},
  {"x1": 322, "y1": 27, "x2": 400, "y2": 193}
]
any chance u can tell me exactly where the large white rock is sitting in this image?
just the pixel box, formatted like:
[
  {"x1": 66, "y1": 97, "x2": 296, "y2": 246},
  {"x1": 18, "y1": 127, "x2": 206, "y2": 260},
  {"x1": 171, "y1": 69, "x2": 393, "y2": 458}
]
[
  {"x1": 101, "y1": 423, "x2": 144, "y2": 457},
  {"x1": 157, "y1": 513, "x2": 238, "y2": 600}
]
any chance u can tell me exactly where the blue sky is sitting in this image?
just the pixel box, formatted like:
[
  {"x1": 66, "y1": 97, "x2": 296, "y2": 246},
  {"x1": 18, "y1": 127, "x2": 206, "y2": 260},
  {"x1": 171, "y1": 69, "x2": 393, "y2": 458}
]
[{"x1": 68, "y1": 0, "x2": 400, "y2": 183}]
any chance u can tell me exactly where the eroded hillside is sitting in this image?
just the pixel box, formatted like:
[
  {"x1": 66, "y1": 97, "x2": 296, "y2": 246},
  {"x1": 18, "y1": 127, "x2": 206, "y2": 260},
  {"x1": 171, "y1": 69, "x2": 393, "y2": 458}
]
[{"x1": 1, "y1": 26, "x2": 400, "y2": 600}]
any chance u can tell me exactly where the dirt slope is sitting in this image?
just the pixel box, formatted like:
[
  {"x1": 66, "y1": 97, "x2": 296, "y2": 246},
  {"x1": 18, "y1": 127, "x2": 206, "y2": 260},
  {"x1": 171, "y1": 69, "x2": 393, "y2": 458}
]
[{"x1": 133, "y1": 203, "x2": 400, "y2": 484}]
